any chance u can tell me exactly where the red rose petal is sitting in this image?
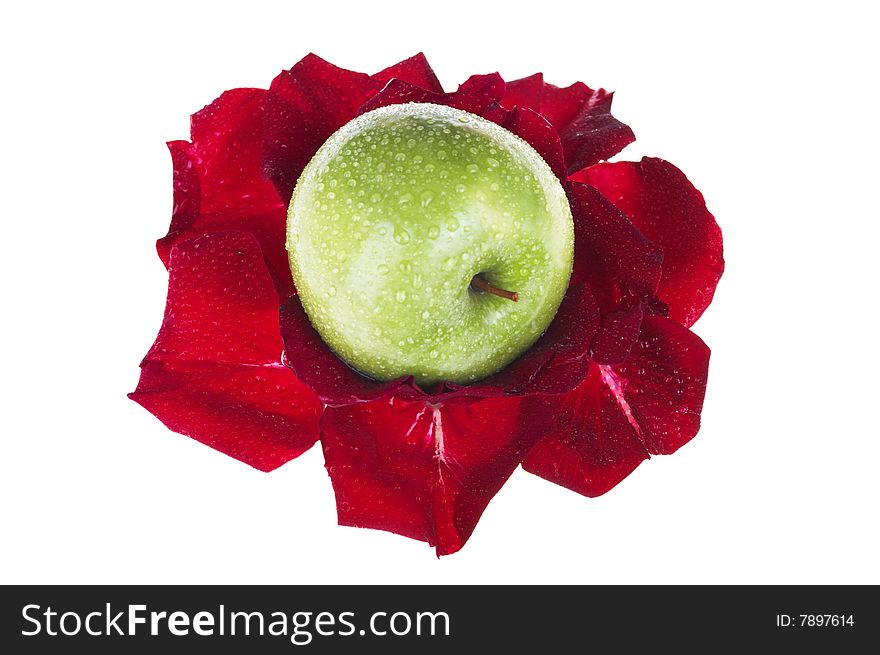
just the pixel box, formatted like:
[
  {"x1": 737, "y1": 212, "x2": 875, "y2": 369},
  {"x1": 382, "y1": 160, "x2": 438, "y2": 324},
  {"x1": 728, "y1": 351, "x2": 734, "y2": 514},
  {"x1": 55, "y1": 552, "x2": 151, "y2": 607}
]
[
  {"x1": 574, "y1": 158, "x2": 724, "y2": 326},
  {"x1": 357, "y1": 78, "x2": 437, "y2": 113},
  {"x1": 523, "y1": 315, "x2": 710, "y2": 495},
  {"x1": 503, "y1": 73, "x2": 595, "y2": 131},
  {"x1": 590, "y1": 302, "x2": 644, "y2": 365},
  {"x1": 613, "y1": 315, "x2": 711, "y2": 454},
  {"x1": 130, "y1": 231, "x2": 322, "y2": 471},
  {"x1": 156, "y1": 89, "x2": 293, "y2": 299},
  {"x1": 360, "y1": 72, "x2": 507, "y2": 118},
  {"x1": 262, "y1": 56, "x2": 374, "y2": 204},
  {"x1": 502, "y1": 73, "x2": 635, "y2": 173},
  {"x1": 186, "y1": 89, "x2": 278, "y2": 216},
  {"x1": 444, "y1": 73, "x2": 508, "y2": 120},
  {"x1": 321, "y1": 394, "x2": 556, "y2": 555},
  {"x1": 132, "y1": 362, "x2": 321, "y2": 472},
  {"x1": 521, "y1": 365, "x2": 649, "y2": 497},
  {"x1": 262, "y1": 53, "x2": 444, "y2": 204},
  {"x1": 164, "y1": 140, "x2": 199, "y2": 229},
  {"x1": 372, "y1": 52, "x2": 444, "y2": 93},
  {"x1": 501, "y1": 107, "x2": 567, "y2": 181},
  {"x1": 361, "y1": 74, "x2": 507, "y2": 118},
  {"x1": 568, "y1": 181, "x2": 663, "y2": 314},
  {"x1": 560, "y1": 91, "x2": 636, "y2": 174}
]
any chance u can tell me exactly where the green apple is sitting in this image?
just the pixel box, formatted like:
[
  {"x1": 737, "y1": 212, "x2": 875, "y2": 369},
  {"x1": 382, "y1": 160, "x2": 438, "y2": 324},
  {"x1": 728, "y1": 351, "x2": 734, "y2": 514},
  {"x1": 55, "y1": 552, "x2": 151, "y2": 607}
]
[{"x1": 287, "y1": 103, "x2": 573, "y2": 387}]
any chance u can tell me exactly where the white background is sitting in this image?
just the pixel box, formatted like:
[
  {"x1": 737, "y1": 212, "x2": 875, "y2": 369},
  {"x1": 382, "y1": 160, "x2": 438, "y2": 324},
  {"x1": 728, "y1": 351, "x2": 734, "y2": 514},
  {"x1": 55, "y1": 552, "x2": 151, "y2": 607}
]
[{"x1": 2, "y1": 1, "x2": 878, "y2": 584}]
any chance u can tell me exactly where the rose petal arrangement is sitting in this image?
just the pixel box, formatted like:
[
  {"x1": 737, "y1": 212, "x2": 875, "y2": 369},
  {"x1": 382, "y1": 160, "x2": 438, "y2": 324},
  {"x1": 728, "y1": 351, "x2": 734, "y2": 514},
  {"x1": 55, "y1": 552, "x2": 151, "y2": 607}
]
[{"x1": 130, "y1": 53, "x2": 723, "y2": 555}]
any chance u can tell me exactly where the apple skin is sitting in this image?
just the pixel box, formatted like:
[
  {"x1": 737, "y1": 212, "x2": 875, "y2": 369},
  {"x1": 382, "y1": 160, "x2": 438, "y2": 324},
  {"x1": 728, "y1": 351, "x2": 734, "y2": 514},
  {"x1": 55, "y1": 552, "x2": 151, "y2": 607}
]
[{"x1": 287, "y1": 103, "x2": 573, "y2": 387}]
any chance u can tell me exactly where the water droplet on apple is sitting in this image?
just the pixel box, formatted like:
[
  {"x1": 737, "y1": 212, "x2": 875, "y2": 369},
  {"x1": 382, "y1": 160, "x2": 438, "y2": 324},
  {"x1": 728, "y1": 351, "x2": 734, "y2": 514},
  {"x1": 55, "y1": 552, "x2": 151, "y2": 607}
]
[
  {"x1": 424, "y1": 163, "x2": 435, "y2": 173},
  {"x1": 327, "y1": 285, "x2": 337, "y2": 297},
  {"x1": 393, "y1": 227, "x2": 411, "y2": 244},
  {"x1": 396, "y1": 290, "x2": 407, "y2": 302},
  {"x1": 399, "y1": 260, "x2": 412, "y2": 273},
  {"x1": 445, "y1": 217, "x2": 460, "y2": 231},
  {"x1": 377, "y1": 263, "x2": 390, "y2": 275},
  {"x1": 420, "y1": 191, "x2": 433, "y2": 207},
  {"x1": 398, "y1": 193, "x2": 413, "y2": 205},
  {"x1": 326, "y1": 191, "x2": 335, "y2": 199},
  {"x1": 428, "y1": 225, "x2": 441, "y2": 239},
  {"x1": 370, "y1": 193, "x2": 381, "y2": 203},
  {"x1": 487, "y1": 157, "x2": 499, "y2": 168},
  {"x1": 466, "y1": 164, "x2": 479, "y2": 174},
  {"x1": 329, "y1": 179, "x2": 338, "y2": 188},
  {"x1": 407, "y1": 138, "x2": 416, "y2": 148},
  {"x1": 395, "y1": 153, "x2": 406, "y2": 162},
  {"x1": 430, "y1": 350, "x2": 439, "y2": 358},
  {"x1": 458, "y1": 116, "x2": 470, "y2": 123},
  {"x1": 455, "y1": 184, "x2": 466, "y2": 193},
  {"x1": 421, "y1": 310, "x2": 431, "y2": 320},
  {"x1": 490, "y1": 183, "x2": 499, "y2": 191}
]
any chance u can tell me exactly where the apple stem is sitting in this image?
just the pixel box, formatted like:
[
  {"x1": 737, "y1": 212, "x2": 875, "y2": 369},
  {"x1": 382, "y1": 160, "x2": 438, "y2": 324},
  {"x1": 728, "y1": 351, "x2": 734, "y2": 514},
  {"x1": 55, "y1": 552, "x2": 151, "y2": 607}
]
[{"x1": 470, "y1": 274, "x2": 519, "y2": 302}]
